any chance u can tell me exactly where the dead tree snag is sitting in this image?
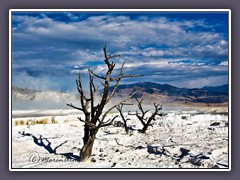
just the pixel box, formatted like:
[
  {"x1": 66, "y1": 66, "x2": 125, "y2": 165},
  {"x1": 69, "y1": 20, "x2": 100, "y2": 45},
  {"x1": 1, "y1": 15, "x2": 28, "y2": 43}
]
[
  {"x1": 67, "y1": 46, "x2": 142, "y2": 161},
  {"x1": 116, "y1": 103, "x2": 132, "y2": 134},
  {"x1": 129, "y1": 98, "x2": 163, "y2": 133}
]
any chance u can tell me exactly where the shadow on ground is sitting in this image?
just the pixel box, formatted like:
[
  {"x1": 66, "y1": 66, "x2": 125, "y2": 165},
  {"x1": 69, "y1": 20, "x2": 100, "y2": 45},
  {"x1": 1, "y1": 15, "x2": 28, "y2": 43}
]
[{"x1": 19, "y1": 131, "x2": 80, "y2": 161}]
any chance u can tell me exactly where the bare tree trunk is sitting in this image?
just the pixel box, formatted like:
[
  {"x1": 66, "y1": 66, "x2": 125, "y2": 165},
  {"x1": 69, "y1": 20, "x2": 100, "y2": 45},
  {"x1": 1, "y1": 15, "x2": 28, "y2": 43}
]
[
  {"x1": 124, "y1": 122, "x2": 129, "y2": 134},
  {"x1": 116, "y1": 104, "x2": 131, "y2": 134},
  {"x1": 83, "y1": 114, "x2": 90, "y2": 145},
  {"x1": 140, "y1": 125, "x2": 148, "y2": 133},
  {"x1": 80, "y1": 138, "x2": 95, "y2": 161},
  {"x1": 80, "y1": 114, "x2": 98, "y2": 161}
]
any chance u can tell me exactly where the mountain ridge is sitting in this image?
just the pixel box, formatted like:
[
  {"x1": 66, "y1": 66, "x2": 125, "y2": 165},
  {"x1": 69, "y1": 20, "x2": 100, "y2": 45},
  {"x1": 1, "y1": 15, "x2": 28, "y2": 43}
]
[
  {"x1": 12, "y1": 82, "x2": 228, "y2": 107},
  {"x1": 109, "y1": 81, "x2": 228, "y2": 103}
]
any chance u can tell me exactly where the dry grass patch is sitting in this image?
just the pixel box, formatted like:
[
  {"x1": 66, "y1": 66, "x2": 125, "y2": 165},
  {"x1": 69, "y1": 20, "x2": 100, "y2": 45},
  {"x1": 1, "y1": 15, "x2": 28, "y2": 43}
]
[
  {"x1": 14, "y1": 116, "x2": 72, "y2": 126},
  {"x1": 14, "y1": 118, "x2": 50, "y2": 126},
  {"x1": 51, "y1": 116, "x2": 58, "y2": 124},
  {"x1": 36, "y1": 118, "x2": 49, "y2": 124},
  {"x1": 70, "y1": 124, "x2": 78, "y2": 128}
]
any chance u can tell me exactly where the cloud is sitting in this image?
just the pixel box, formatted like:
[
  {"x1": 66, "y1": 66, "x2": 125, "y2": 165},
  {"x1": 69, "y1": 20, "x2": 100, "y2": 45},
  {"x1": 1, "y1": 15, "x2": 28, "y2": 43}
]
[
  {"x1": 63, "y1": 12, "x2": 80, "y2": 21},
  {"x1": 219, "y1": 61, "x2": 228, "y2": 66},
  {"x1": 12, "y1": 13, "x2": 228, "y2": 51},
  {"x1": 11, "y1": 12, "x2": 229, "y2": 90},
  {"x1": 12, "y1": 71, "x2": 77, "y2": 92}
]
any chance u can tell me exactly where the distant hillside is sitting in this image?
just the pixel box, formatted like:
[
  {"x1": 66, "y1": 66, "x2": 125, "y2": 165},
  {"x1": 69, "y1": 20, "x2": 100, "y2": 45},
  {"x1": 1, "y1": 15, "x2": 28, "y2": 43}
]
[
  {"x1": 109, "y1": 82, "x2": 228, "y2": 103},
  {"x1": 202, "y1": 84, "x2": 228, "y2": 94},
  {"x1": 12, "y1": 82, "x2": 228, "y2": 110},
  {"x1": 12, "y1": 86, "x2": 78, "y2": 110},
  {"x1": 12, "y1": 86, "x2": 77, "y2": 102},
  {"x1": 12, "y1": 86, "x2": 38, "y2": 94}
]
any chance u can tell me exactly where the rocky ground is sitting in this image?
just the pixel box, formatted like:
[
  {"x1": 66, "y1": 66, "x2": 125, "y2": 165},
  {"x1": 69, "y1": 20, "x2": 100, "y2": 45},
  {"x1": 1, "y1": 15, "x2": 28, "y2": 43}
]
[{"x1": 11, "y1": 108, "x2": 229, "y2": 170}]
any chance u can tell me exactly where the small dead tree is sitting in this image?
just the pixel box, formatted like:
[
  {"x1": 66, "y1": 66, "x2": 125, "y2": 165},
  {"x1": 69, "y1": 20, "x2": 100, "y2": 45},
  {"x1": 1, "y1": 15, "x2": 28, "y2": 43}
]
[
  {"x1": 67, "y1": 46, "x2": 142, "y2": 161},
  {"x1": 116, "y1": 104, "x2": 131, "y2": 134},
  {"x1": 129, "y1": 98, "x2": 163, "y2": 133}
]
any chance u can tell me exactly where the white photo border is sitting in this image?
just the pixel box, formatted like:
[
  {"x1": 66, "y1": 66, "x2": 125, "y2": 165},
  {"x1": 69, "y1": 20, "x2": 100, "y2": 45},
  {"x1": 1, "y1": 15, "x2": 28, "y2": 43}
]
[{"x1": 9, "y1": 9, "x2": 231, "y2": 171}]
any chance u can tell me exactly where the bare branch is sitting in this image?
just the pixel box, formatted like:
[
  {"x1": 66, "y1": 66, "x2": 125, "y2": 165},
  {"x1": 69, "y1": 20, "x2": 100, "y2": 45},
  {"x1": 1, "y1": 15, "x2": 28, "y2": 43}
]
[
  {"x1": 135, "y1": 98, "x2": 148, "y2": 118},
  {"x1": 128, "y1": 109, "x2": 146, "y2": 125},
  {"x1": 76, "y1": 74, "x2": 83, "y2": 94},
  {"x1": 99, "y1": 115, "x2": 118, "y2": 128},
  {"x1": 111, "y1": 74, "x2": 143, "y2": 81},
  {"x1": 107, "y1": 54, "x2": 121, "y2": 60},
  {"x1": 136, "y1": 114, "x2": 146, "y2": 126},
  {"x1": 100, "y1": 81, "x2": 106, "y2": 87},
  {"x1": 103, "y1": 46, "x2": 120, "y2": 62},
  {"x1": 135, "y1": 98, "x2": 143, "y2": 106},
  {"x1": 104, "y1": 115, "x2": 118, "y2": 124},
  {"x1": 96, "y1": 117, "x2": 101, "y2": 124},
  {"x1": 91, "y1": 70, "x2": 106, "y2": 80},
  {"x1": 154, "y1": 103, "x2": 162, "y2": 110},
  {"x1": 75, "y1": 73, "x2": 88, "y2": 113},
  {"x1": 116, "y1": 104, "x2": 123, "y2": 111},
  {"x1": 101, "y1": 90, "x2": 139, "y2": 123},
  {"x1": 76, "y1": 80, "x2": 82, "y2": 94},
  {"x1": 103, "y1": 45, "x2": 113, "y2": 68},
  {"x1": 121, "y1": 103, "x2": 134, "y2": 106},
  {"x1": 89, "y1": 69, "x2": 95, "y2": 119},
  {"x1": 78, "y1": 117, "x2": 97, "y2": 128},
  {"x1": 84, "y1": 96, "x2": 91, "y2": 102},
  {"x1": 106, "y1": 61, "x2": 125, "y2": 103},
  {"x1": 66, "y1": 103, "x2": 83, "y2": 111},
  {"x1": 91, "y1": 79, "x2": 97, "y2": 93},
  {"x1": 116, "y1": 104, "x2": 132, "y2": 134},
  {"x1": 144, "y1": 110, "x2": 150, "y2": 114}
]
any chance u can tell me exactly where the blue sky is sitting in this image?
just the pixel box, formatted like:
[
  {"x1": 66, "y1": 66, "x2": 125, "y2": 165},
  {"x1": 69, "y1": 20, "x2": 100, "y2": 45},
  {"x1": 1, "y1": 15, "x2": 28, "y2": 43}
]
[{"x1": 11, "y1": 11, "x2": 229, "y2": 92}]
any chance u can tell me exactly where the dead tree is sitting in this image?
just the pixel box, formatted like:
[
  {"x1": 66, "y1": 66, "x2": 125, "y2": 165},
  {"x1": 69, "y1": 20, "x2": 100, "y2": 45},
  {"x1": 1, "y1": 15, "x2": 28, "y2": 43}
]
[
  {"x1": 116, "y1": 104, "x2": 131, "y2": 134},
  {"x1": 67, "y1": 46, "x2": 142, "y2": 161},
  {"x1": 129, "y1": 98, "x2": 163, "y2": 133}
]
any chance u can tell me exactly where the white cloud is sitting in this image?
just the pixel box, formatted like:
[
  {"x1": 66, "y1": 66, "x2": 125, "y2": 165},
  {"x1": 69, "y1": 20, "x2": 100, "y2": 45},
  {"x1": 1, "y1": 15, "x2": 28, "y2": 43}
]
[
  {"x1": 171, "y1": 75, "x2": 228, "y2": 88},
  {"x1": 219, "y1": 61, "x2": 228, "y2": 66},
  {"x1": 142, "y1": 50, "x2": 165, "y2": 57},
  {"x1": 72, "y1": 50, "x2": 102, "y2": 61},
  {"x1": 13, "y1": 71, "x2": 59, "y2": 91},
  {"x1": 12, "y1": 12, "x2": 229, "y2": 89},
  {"x1": 12, "y1": 14, "x2": 227, "y2": 51},
  {"x1": 64, "y1": 12, "x2": 80, "y2": 21}
]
